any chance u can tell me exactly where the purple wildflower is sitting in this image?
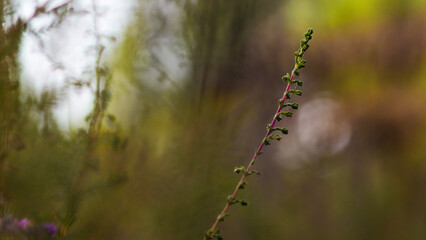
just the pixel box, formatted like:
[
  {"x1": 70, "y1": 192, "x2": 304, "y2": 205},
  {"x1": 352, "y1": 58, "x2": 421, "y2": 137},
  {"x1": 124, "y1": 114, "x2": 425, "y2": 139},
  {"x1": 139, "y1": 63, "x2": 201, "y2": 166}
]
[
  {"x1": 18, "y1": 218, "x2": 34, "y2": 232},
  {"x1": 18, "y1": 218, "x2": 28, "y2": 228},
  {"x1": 41, "y1": 223, "x2": 57, "y2": 236}
]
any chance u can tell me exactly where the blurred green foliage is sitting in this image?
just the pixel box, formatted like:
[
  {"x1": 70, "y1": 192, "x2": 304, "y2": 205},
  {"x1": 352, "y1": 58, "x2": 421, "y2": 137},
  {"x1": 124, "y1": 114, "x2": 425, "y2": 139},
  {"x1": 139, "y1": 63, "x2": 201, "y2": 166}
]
[{"x1": 1, "y1": 0, "x2": 426, "y2": 239}]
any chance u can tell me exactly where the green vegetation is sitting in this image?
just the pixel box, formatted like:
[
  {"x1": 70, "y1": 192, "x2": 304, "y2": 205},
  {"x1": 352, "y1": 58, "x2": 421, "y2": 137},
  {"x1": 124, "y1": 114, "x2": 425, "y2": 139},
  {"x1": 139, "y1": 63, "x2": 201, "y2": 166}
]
[{"x1": 1, "y1": 0, "x2": 425, "y2": 239}]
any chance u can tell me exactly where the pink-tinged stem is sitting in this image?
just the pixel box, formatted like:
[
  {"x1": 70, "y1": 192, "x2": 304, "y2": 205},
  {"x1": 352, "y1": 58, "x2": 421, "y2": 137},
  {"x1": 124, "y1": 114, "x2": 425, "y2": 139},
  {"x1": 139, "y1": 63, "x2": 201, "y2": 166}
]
[{"x1": 204, "y1": 69, "x2": 297, "y2": 239}]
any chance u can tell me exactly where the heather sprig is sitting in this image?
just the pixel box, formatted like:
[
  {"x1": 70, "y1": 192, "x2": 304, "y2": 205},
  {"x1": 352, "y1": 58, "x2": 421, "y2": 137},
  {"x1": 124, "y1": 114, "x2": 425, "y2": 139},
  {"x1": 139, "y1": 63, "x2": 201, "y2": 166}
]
[{"x1": 203, "y1": 28, "x2": 314, "y2": 240}]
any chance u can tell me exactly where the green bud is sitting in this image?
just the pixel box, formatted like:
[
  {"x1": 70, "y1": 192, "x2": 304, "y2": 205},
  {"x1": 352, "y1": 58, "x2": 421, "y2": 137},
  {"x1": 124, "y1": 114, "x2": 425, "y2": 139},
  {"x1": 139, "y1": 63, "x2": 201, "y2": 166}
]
[
  {"x1": 205, "y1": 231, "x2": 214, "y2": 239},
  {"x1": 263, "y1": 138, "x2": 271, "y2": 145},
  {"x1": 238, "y1": 180, "x2": 247, "y2": 189},
  {"x1": 284, "y1": 92, "x2": 290, "y2": 98},
  {"x1": 294, "y1": 50, "x2": 303, "y2": 58},
  {"x1": 294, "y1": 69, "x2": 300, "y2": 76},
  {"x1": 298, "y1": 59, "x2": 307, "y2": 69},
  {"x1": 214, "y1": 233, "x2": 224, "y2": 240},
  {"x1": 227, "y1": 195, "x2": 237, "y2": 205},
  {"x1": 206, "y1": 228, "x2": 220, "y2": 239},
  {"x1": 275, "y1": 127, "x2": 289, "y2": 135},
  {"x1": 287, "y1": 89, "x2": 302, "y2": 96},
  {"x1": 292, "y1": 80, "x2": 303, "y2": 86},
  {"x1": 268, "y1": 134, "x2": 282, "y2": 141},
  {"x1": 233, "y1": 166, "x2": 245, "y2": 174},
  {"x1": 284, "y1": 103, "x2": 299, "y2": 109},
  {"x1": 280, "y1": 111, "x2": 293, "y2": 117},
  {"x1": 281, "y1": 73, "x2": 291, "y2": 82},
  {"x1": 247, "y1": 170, "x2": 262, "y2": 176},
  {"x1": 275, "y1": 113, "x2": 282, "y2": 121},
  {"x1": 240, "y1": 200, "x2": 249, "y2": 206},
  {"x1": 217, "y1": 213, "x2": 228, "y2": 222}
]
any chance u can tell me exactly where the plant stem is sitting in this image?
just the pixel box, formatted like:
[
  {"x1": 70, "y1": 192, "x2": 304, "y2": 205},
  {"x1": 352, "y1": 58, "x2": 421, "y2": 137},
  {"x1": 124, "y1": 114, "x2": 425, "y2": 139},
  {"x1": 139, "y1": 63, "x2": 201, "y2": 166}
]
[
  {"x1": 24, "y1": 0, "x2": 75, "y2": 25},
  {"x1": 204, "y1": 64, "x2": 299, "y2": 240},
  {"x1": 58, "y1": 2, "x2": 105, "y2": 237}
]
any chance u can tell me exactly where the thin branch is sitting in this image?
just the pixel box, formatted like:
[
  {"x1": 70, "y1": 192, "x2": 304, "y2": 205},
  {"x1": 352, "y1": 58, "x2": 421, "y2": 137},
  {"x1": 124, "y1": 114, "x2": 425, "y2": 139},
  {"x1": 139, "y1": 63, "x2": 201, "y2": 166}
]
[
  {"x1": 24, "y1": 0, "x2": 75, "y2": 26},
  {"x1": 203, "y1": 28, "x2": 314, "y2": 240},
  {"x1": 204, "y1": 68, "x2": 295, "y2": 240}
]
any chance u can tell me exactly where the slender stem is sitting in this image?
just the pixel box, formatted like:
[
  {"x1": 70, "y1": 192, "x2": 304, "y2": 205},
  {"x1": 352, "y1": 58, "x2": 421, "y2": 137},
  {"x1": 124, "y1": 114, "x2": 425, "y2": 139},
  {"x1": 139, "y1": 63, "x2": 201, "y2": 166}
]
[
  {"x1": 24, "y1": 0, "x2": 75, "y2": 26},
  {"x1": 204, "y1": 64, "x2": 299, "y2": 239},
  {"x1": 58, "y1": 2, "x2": 105, "y2": 237},
  {"x1": 88, "y1": 0, "x2": 104, "y2": 141}
]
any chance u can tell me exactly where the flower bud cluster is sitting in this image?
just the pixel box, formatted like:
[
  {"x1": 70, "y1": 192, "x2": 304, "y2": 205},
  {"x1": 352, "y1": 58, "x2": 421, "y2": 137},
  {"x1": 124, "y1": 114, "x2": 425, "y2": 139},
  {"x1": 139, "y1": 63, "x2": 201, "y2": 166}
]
[{"x1": 203, "y1": 28, "x2": 314, "y2": 240}]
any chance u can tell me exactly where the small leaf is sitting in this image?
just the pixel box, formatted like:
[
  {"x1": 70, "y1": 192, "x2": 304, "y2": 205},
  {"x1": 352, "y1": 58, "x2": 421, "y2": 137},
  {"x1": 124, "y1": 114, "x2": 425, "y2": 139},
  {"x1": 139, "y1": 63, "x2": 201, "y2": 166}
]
[{"x1": 240, "y1": 200, "x2": 249, "y2": 206}]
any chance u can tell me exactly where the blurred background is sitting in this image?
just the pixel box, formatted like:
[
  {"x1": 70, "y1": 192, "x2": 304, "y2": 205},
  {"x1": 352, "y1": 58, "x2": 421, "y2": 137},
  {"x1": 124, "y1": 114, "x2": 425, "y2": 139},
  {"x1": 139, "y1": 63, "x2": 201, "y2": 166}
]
[{"x1": 1, "y1": 0, "x2": 425, "y2": 239}]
